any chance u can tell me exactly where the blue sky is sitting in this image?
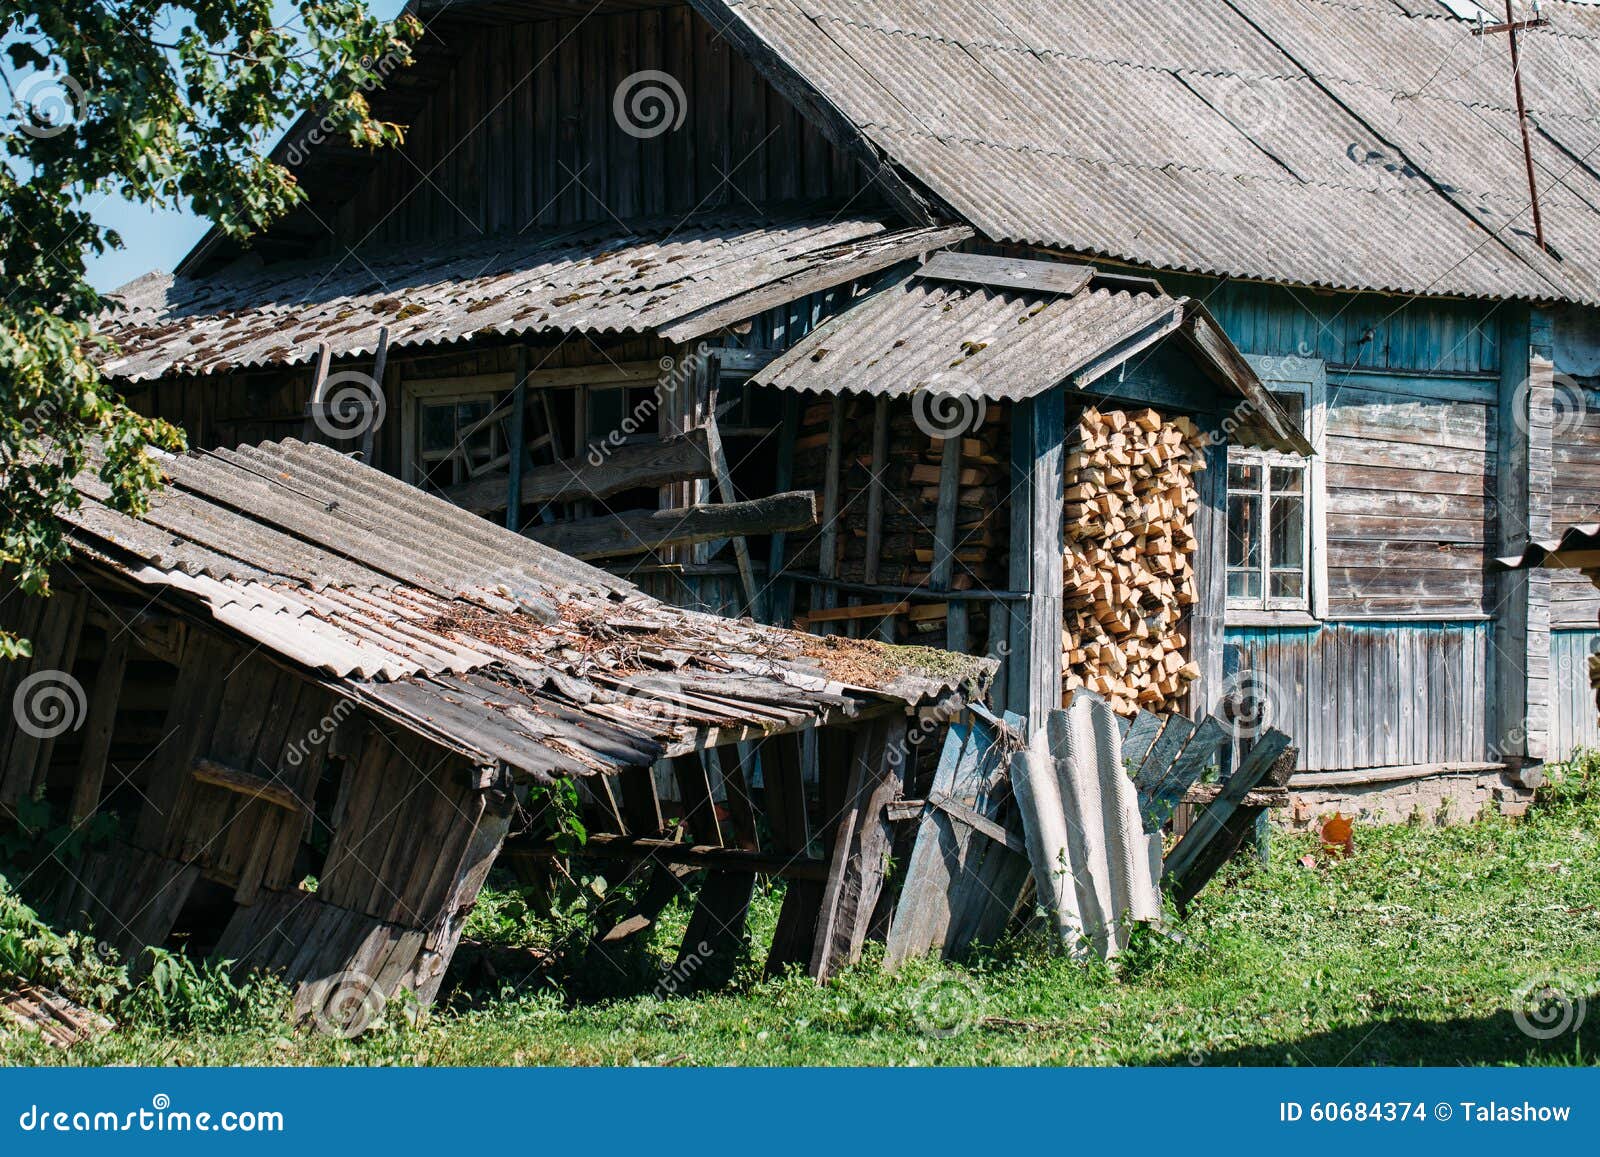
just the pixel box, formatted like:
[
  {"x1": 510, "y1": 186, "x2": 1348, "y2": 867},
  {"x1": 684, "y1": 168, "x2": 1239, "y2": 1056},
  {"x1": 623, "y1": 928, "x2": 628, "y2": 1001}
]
[{"x1": 76, "y1": 0, "x2": 409, "y2": 292}]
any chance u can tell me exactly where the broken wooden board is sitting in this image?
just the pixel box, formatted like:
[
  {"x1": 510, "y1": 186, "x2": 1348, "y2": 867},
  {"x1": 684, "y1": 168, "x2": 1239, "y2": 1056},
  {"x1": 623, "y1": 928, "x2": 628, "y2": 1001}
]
[
  {"x1": 526, "y1": 490, "x2": 818, "y2": 560},
  {"x1": 884, "y1": 708, "x2": 1028, "y2": 968}
]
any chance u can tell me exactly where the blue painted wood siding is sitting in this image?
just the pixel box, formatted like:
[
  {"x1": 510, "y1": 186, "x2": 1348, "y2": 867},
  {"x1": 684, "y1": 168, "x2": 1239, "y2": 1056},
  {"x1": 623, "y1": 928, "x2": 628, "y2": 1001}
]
[
  {"x1": 1551, "y1": 630, "x2": 1600, "y2": 759},
  {"x1": 1224, "y1": 622, "x2": 1494, "y2": 771}
]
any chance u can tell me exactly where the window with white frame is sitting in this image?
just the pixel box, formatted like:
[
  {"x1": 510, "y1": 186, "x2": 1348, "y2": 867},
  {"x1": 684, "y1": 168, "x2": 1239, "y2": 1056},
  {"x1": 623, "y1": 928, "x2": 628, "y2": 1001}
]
[{"x1": 1226, "y1": 356, "x2": 1327, "y2": 619}]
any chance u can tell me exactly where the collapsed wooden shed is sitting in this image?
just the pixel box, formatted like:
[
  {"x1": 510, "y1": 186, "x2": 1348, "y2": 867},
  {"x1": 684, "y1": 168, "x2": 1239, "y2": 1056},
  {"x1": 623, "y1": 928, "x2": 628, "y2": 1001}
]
[{"x1": 0, "y1": 440, "x2": 988, "y2": 1020}]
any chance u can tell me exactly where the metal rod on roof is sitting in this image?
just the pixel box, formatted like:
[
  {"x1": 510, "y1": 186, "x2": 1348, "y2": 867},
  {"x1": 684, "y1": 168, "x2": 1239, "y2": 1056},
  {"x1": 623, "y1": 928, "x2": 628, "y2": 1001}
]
[{"x1": 1475, "y1": 1, "x2": 1550, "y2": 252}]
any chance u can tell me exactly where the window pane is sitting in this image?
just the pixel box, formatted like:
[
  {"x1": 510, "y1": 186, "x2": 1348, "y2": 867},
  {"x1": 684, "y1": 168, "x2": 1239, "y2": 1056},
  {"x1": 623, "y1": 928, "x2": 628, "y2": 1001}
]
[
  {"x1": 420, "y1": 403, "x2": 454, "y2": 453},
  {"x1": 1270, "y1": 465, "x2": 1303, "y2": 495},
  {"x1": 1270, "y1": 493, "x2": 1305, "y2": 570},
  {"x1": 1271, "y1": 570, "x2": 1304, "y2": 599},
  {"x1": 1270, "y1": 390, "x2": 1305, "y2": 434},
  {"x1": 1228, "y1": 491, "x2": 1260, "y2": 570},
  {"x1": 1229, "y1": 569, "x2": 1261, "y2": 599},
  {"x1": 1228, "y1": 462, "x2": 1260, "y2": 492},
  {"x1": 457, "y1": 400, "x2": 494, "y2": 458}
]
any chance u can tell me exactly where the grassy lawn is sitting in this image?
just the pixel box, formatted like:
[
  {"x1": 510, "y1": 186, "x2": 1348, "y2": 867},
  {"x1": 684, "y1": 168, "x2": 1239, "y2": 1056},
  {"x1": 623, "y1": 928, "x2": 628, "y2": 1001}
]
[{"x1": 5, "y1": 756, "x2": 1600, "y2": 1067}]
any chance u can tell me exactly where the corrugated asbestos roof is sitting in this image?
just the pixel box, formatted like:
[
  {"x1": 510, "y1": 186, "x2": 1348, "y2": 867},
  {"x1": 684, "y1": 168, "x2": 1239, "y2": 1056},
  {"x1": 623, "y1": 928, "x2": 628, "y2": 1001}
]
[
  {"x1": 63, "y1": 439, "x2": 989, "y2": 780},
  {"x1": 96, "y1": 213, "x2": 967, "y2": 382},
  {"x1": 1497, "y1": 522, "x2": 1600, "y2": 569},
  {"x1": 750, "y1": 258, "x2": 1312, "y2": 453},
  {"x1": 707, "y1": 0, "x2": 1600, "y2": 303}
]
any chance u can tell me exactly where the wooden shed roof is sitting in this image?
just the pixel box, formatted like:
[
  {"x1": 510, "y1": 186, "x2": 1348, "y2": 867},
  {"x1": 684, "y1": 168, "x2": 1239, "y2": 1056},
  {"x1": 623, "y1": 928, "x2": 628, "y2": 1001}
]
[
  {"x1": 61, "y1": 439, "x2": 989, "y2": 780},
  {"x1": 97, "y1": 213, "x2": 968, "y2": 381}
]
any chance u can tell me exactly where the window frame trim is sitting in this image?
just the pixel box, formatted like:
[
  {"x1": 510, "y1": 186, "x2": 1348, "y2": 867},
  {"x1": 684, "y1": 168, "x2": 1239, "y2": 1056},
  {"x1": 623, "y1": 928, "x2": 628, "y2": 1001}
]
[
  {"x1": 1227, "y1": 354, "x2": 1328, "y2": 623},
  {"x1": 399, "y1": 373, "x2": 516, "y2": 488}
]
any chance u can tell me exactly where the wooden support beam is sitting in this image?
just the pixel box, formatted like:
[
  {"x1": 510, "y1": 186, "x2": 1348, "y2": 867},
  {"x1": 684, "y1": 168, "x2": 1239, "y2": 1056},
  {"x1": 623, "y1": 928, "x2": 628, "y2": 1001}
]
[
  {"x1": 190, "y1": 757, "x2": 303, "y2": 811},
  {"x1": 766, "y1": 392, "x2": 800, "y2": 626},
  {"x1": 525, "y1": 491, "x2": 818, "y2": 560},
  {"x1": 1006, "y1": 391, "x2": 1067, "y2": 732},
  {"x1": 793, "y1": 601, "x2": 909, "y2": 625},
  {"x1": 505, "y1": 346, "x2": 528, "y2": 530},
  {"x1": 359, "y1": 327, "x2": 388, "y2": 466},
  {"x1": 760, "y1": 732, "x2": 822, "y2": 976},
  {"x1": 814, "y1": 396, "x2": 845, "y2": 630},
  {"x1": 506, "y1": 835, "x2": 828, "y2": 880},
  {"x1": 932, "y1": 425, "x2": 969, "y2": 652},
  {"x1": 703, "y1": 363, "x2": 762, "y2": 618},
  {"x1": 864, "y1": 397, "x2": 894, "y2": 643}
]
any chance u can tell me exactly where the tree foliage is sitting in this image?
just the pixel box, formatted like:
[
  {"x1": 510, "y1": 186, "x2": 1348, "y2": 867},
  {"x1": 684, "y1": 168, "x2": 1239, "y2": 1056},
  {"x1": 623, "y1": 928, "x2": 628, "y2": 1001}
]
[{"x1": 1, "y1": 0, "x2": 418, "y2": 656}]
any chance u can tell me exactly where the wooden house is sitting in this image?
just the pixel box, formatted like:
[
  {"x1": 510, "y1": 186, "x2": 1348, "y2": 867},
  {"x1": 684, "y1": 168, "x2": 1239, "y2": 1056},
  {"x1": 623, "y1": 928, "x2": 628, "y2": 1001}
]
[
  {"x1": 89, "y1": 0, "x2": 1600, "y2": 828},
  {"x1": 0, "y1": 440, "x2": 987, "y2": 1017}
]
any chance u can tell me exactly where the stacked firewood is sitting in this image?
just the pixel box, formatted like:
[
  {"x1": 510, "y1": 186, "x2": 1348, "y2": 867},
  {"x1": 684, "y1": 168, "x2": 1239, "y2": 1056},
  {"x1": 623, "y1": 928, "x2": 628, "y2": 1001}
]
[
  {"x1": 788, "y1": 397, "x2": 1008, "y2": 648},
  {"x1": 1061, "y1": 407, "x2": 1205, "y2": 715}
]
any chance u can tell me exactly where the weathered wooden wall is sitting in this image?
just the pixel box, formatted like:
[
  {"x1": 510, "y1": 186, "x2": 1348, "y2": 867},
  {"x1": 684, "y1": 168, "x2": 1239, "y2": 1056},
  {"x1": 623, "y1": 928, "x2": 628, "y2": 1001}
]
[
  {"x1": 1224, "y1": 622, "x2": 1494, "y2": 772},
  {"x1": 1550, "y1": 377, "x2": 1600, "y2": 630},
  {"x1": 1550, "y1": 629, "x2": 1600, "y2": 759},
  {"x1": 330, "y1": 7, "x2": 870, "y2": 251}
]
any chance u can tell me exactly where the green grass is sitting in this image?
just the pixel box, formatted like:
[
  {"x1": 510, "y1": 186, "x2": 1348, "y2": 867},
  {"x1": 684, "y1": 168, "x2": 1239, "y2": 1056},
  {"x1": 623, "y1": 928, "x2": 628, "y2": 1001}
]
[{"x1": 6, "y1": 756, "x2": 1600, "y2": 1067}]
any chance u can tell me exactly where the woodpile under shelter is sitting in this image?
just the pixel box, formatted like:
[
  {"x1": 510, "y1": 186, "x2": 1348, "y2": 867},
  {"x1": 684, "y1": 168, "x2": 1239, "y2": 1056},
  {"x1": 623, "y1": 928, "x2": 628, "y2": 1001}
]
[
  {"x1": 1, "y1": 440, "x2": 988, "y2": 1017},
  {"x1": 63, "y1": 0, "x2": 1600, "y2": 874}
]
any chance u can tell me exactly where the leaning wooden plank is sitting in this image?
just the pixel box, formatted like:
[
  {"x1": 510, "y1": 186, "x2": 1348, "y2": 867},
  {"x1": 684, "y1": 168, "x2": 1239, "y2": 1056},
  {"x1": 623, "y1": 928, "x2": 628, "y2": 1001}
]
[
  {"x1": 809, "y1": 717, "x2": 902, "y2": 981},
  {"x1": 445, "y1": 429, "x2": 718, "y2": 515},
  {"x1": 70, "y1": 632, "x2": 129, "y2": 823},
  {"x1": 1131, "y1": 713, "x2": 1195, "y2": 832},
  {"x1": 676, "y1": 870, "x2": 755, "y2": 987},
  {"x1": 1169, "y1": 744, "x2": 1298, "y2": 914},
  {"x1": 1141, "y1": 716, "x2": 1228, "y2": 832},
  {"x1": 526, "y1": 491, "x2": 818, "y2": 560},
  {"x1": 1162, "y1": 730, "x2": 1293, "y2": 897},
  {"x1": 794, "y1": 601, "x2": 909, "y2": 625},
  {"x1": 1120, "y1": 710, "x2": 1166, "y2": 771},
  {"x1": 191, "y1": 757, "x2": 303, "y2": 811},
  {"x1": 761, "y1": 732, "x2": 823, "y2": 976},
  {"x1": 916, "y1": 251, "x2": 1094, "y2": 297}
]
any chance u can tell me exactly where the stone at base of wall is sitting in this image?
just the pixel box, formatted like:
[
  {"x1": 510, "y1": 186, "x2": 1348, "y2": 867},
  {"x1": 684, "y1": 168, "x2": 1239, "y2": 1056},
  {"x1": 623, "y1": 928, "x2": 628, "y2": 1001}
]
[{"x1": 1286, "y1": 763, "x2": 1535, "y2": 828}]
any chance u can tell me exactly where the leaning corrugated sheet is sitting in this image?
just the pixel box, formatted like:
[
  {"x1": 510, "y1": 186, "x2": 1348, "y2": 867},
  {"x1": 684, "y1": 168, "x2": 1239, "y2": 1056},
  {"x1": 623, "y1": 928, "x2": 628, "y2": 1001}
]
[
  {"x1": 62, "y1": 439, "x2": 990, "y2": 779},
  {"x1": 1010, "y1": 694, "x2": 1162, "y2": 959},
  {"x1": 95, "y1": 213, "x2": 966, "y2": 381},
  {"x1": 710, "y1": 0, "x2": 1600, "y2": 303}
]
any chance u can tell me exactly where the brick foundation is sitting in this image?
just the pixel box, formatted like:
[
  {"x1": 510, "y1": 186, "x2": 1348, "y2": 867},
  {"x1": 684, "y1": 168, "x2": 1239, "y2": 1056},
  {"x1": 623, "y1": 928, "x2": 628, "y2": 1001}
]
[{"x1": 1286, "y1": 764, "x2": 1537, "y2": 828}]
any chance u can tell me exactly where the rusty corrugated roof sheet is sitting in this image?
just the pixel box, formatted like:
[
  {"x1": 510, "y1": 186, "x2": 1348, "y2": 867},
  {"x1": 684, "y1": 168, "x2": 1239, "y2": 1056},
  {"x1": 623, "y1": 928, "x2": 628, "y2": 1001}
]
[
  {"x1": 704, "y1": 0, "x2": 1600, "y2": 303},
  {"x1": 62, "y1": 439, "x2": 990, "y2": 779},
  {"x1": 750, "y1": 258, "x2": 1312, "y2": 453},
  {"x1": 96, "y1": 213, "x2": 968, "y2": 381}
]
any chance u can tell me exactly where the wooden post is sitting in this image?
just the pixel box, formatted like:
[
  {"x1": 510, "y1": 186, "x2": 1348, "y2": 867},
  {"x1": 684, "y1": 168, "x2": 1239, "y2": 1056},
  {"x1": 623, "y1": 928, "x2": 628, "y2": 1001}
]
[
  {"x1": 1188, "y1": 429, "x2": 1228, "y2": 719},
  {"x1": 1005, "y1": 391, "x2": 1066, "y2": 733},
  {"x1": 358, "y1": 326, "x2": 389, "y2": 466},
  {"x1": 703, "y1": 357, "x2": 762, "y2": 619},
  {"x1": 1495, "y1": 306, "x2": 1552, "y2": 771},
  {"x1": 864, "y1": 396, "x2": 893, "y2": 642},
  {"x1": 506, "y1": 346, "x2": 528, "y2": 531},
  {"x1": 813, "y1": 396, "x2": 845, "y2": 632},
  {"x1": 766, "y1": 391, "x2": 800, "y2": 626},
  {"x1": 932, "y1": 424, "x2": 968, "y2": 653},
  {"x1": 70, "y1": 632, "x2": 129, "y2": 823}
]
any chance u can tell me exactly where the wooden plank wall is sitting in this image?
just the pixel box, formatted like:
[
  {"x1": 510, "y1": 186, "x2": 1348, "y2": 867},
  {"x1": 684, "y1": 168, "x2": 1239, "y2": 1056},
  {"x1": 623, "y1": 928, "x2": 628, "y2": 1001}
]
[
  {"x1": 329, "y1": 8, "x2": 870, "y2": 250},
  {"x1": 1550, "y1": 629, "x2": 1600, "y2": 760},
  {"x1": 1224, "y1": 622, "x2": 1493, "y2": 772},
  {"x1": 1550, "y1": 377, "x2": 1600, "y2": 629}
]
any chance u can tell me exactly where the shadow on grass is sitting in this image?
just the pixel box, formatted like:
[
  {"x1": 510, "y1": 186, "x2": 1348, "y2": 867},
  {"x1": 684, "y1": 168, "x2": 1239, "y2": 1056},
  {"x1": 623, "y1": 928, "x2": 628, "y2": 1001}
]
[{"x1": 1158, "y1": 998, "x2": 1599, "y2": 1067}]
